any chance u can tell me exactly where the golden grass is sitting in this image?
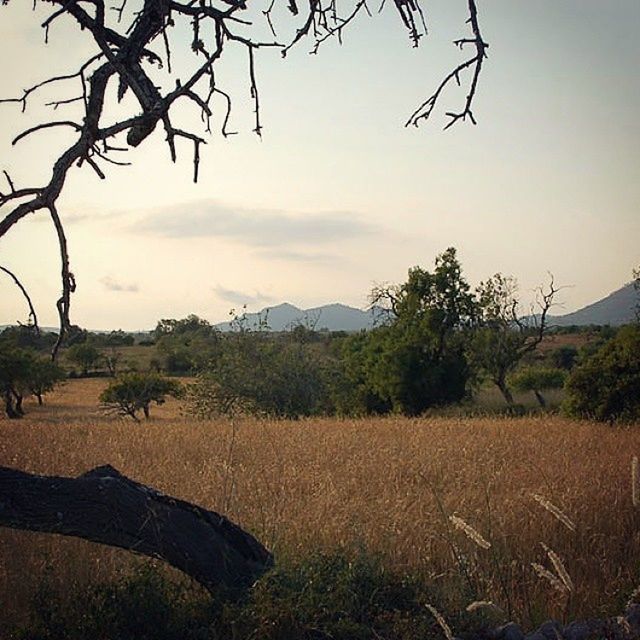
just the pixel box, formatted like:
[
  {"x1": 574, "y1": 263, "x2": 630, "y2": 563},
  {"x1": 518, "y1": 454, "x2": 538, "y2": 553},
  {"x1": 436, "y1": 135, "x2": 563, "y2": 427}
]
[{"x1": 1, "y1": 378, "x2": 640, "y2": 628}]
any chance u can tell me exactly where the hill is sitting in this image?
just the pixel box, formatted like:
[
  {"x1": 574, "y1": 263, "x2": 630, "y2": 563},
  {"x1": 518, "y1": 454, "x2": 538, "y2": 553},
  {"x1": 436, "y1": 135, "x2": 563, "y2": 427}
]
[
  {"x1": 214, "y1": 302, "x2": 380, "y2": 332},
  {"x1": 550, "y1": 282, "x2": 638, "y2": 327}
]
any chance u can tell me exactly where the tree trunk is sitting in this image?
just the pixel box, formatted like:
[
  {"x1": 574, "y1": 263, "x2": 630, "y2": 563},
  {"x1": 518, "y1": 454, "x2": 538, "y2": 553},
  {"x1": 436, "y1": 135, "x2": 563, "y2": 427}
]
[
  {"x1": 36, "y1": 392, "x2": 44, "y2": 406},
  {"x1": 143, "y1": 403, "x2": 150, "y2": 419},
  {"x1": 3, "y1": 389, "x2": 19, "y2": 419},
  {"x1": 534, "y1": 389, "x2": 546, "y2": 408},
  {"x1": 496, "y1": 377, "x2": 514, "y2": 405},
  {"x1": 0, "y1": 464, "x2": 272, "y2": 592}
]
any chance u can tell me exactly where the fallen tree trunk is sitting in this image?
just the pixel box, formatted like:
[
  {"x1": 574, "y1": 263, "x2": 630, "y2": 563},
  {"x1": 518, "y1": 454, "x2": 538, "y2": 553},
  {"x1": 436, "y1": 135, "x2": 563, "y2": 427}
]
[{"x1": 0, "y1": 464, "x2": 273, "y2": 593}]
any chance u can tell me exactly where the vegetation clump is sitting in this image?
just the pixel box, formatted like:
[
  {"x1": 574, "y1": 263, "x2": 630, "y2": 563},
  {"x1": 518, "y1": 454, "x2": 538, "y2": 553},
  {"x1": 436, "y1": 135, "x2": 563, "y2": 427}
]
[{"x1": 100, "y1": 372, "x2": 184, "y2": 421}]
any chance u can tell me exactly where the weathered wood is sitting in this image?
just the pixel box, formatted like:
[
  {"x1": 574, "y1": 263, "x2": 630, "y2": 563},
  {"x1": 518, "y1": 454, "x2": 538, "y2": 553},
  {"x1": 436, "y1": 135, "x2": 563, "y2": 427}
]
[{"x1": 0, "y1": 464, "x2": 272, "y2": 592}]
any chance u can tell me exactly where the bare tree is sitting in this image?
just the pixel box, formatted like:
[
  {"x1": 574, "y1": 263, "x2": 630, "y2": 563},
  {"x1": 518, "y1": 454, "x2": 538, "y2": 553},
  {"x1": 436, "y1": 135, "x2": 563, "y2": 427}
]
[
  {"x1": 0, "y1": 0, "x2": 487, "y2": 354},
  {"x1": 470, "y1": 273, "x2": 560, "y2": 406}
]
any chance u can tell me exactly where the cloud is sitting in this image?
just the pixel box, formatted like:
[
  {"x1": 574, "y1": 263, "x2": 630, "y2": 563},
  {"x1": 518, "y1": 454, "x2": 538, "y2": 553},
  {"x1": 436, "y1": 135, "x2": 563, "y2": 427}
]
[
  {"x1": 132, "y1": 201, "x2": 375, "y2": 247},
  {"x1": 213, "y1": 286, "x2": 276, "y2": 307},
  {"x1": 256, "y1": 249, "x2": 339, "y2": 263},
  {"x1": 100, "y1": 276, "x2": 139, "y2": 293}
]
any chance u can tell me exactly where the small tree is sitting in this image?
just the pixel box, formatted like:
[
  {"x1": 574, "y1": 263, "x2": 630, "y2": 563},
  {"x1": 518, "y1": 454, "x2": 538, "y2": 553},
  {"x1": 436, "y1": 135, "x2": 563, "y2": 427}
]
[
  {"x1": 27, "y1": 357, "x2": 66, "y2": 406},
  {"x1": 511, "y1": 366, "x2": 566, "y2": 408},
  {"x1": 564, "y1": 325, "x2": 640, "y2": 423},
  {"x1": 0, "y1": 347, "x2": 33, "y2": 418},
  {"x1": 67, "y1": 343, "x2": 101, "y2": 376},
  {"x1": 469, "y1": 274, "x2": 558, "y2": 405},
  {"x1": 100, "y1": 372, "x2": 184, "y2": 421}
]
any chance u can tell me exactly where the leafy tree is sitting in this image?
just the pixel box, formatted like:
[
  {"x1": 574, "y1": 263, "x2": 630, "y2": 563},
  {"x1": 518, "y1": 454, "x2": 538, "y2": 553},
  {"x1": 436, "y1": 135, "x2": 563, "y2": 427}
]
[
  {"x1": 349, "y1": 248, "x2": 477, "y2": 415},
  {"x1": 0, "y1": 347, "x2": 33, "y2": 418},
  {"x1": 27, "y1": 357, "x2": 66, "y2": 406},
  {"x1": 189, "y1": 322, "x2": 327, "y2": 418},
  {"x1": 511, "y1": 366, "x2": 566, "y2": 408},
  {"x1": 564, "y1": 325, "x2": 640, "y2": 423},
  {"x1": 548, "y1": 345, "x2": 578, "y2": 371},
  {"x1": 100, "y1": 372, "x2": 184, "y2": 421},
  {"x1": 155, "y1": 315, "x2": 220, "y2": 374},
  {"x1": 469, "y1": 273, "x2": 558, "y2": 405},
  {"x1": 66, "y1": 343, "x2": 101, "y2": 376}
]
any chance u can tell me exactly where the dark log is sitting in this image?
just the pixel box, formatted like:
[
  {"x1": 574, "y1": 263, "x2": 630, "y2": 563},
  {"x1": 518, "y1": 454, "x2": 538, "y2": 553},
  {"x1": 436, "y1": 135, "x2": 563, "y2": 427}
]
[{"x1": 0, "y1": 464, "x2": 273, "y2": 592}]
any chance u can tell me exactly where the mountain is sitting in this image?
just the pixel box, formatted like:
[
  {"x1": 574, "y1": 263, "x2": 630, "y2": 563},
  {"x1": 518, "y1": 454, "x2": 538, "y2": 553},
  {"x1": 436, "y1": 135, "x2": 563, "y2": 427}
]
[
  {"x1": 215, "y1": 302, "x2": 379, "y2": 332},
  {"x1": 550, "y1": 282, "x2": 638, "y2": 327}
]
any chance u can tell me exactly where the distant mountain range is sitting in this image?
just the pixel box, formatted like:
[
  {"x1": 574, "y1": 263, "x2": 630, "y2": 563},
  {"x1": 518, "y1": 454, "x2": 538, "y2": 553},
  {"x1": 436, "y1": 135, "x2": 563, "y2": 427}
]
[
  {"x1": 2, "y1": 283, "x2": 637, "y2": 335},
  {"x1": 548, "y1": 282, "x2": 638, "y2": 327},
  {"x1": 215, "y1": 282, "x2": 639, "y2": 332},
  {"x1": 214, "y1": 302, "x2": 382, "y2": 332}
]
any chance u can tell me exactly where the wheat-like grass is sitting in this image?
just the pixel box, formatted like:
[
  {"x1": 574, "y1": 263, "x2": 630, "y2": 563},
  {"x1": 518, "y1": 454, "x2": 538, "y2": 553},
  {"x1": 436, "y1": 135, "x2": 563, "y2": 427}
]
[
  {"x1": 531, "y1": 563, "x2": 567, "y2": 594},
  {"x1": 466, "y1": 600, "x2": 501, "y2": 613},
  {"x1": 1, "y1": 378, "x2": 640, "y2": 627},
  {"x1": 425, "y1": 603, "x2": 454, "y2": 640},
  {"x1": 531, "y1": 494, "x2": 576, "y2": 532},
  {"x1": 449, "y1": 515, "x2": 491, "y2": 549},
  {"x1": 541, "y1": 543, "x2": 573, "y2": 592}
]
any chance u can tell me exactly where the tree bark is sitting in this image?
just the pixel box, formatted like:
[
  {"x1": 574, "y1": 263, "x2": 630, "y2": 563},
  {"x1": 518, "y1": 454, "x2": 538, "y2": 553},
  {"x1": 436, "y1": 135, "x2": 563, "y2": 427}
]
[
  {"x1": 496, "y1": 377, "x2": 514, "y2": 405},
  {"x1": 533, "y1": 390, "x2": 546, "y2": 408},
  {"x1": 0, "y1": 464, "x2": 273, "y2": 593}
]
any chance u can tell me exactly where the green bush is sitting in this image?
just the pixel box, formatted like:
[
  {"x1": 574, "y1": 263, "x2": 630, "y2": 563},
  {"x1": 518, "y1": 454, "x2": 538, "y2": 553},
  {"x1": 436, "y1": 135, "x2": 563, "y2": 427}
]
[
  {"x1": 511, "y1": 366, "x2": 566, "y2": 408},
  {"x1": 564, "y1": 324, "x2": 640, "y2": 423},
  {"x1": 100, "y1": 372, "x2": 184, "y2": 421}
]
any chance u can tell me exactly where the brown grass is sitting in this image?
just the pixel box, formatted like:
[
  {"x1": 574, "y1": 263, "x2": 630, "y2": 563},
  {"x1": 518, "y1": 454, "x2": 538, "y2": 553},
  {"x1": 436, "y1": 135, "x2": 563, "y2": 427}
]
[{"x1": 1, "y1": 379, "x2": 640, "y2": 628}]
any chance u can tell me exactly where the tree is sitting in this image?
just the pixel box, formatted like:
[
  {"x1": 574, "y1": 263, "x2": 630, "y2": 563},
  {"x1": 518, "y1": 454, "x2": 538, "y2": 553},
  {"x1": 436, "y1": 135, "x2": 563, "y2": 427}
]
[
  {"x1": 66, "y1": 342, "x2": 101, "y2": 376},
  {"x1": 100, "y1": 372, "x2": 184, "y2": 421},
  {"x1": 564, "y1": 325, "x2": 640, "y2": 423},
  {"x1": 511, "y1": 366, "x2": 566, "y2": 408},
  {"x1": 0, "y1": 347, "x2": 34, "y2": 418},
  {"x1": 358, "y1": 248, "x2": 477, "y2": 415},
  {"x1": 469, "y1": 273, "x2": 558, "y2": 406},
  {"x1": 26, "y1": 357, "x2": 66, "y2": 406}
]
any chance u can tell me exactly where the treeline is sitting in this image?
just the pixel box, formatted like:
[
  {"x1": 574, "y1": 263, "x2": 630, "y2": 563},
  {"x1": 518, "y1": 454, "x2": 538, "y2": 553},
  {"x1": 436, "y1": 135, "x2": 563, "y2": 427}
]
[{"x1": 1, "y1": 248, "x2": 639, "y2": 422}]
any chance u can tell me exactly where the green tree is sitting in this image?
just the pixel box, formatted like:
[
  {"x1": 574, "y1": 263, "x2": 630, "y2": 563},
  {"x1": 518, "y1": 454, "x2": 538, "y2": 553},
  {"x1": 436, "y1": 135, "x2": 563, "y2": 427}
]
[
  {"x1": 350, "y1": 248, "x2": 477, "y2": 416},
  {"x1": 564, "y1": 325, "x2": 640, "y2": 423},
  {"x1": 0, "y1": 347, "x2": 33, "y2": 418},
  {"x1": 511, "y1": 366, "x2": 566, "y2": 408},
  {"x1": 27, "y1": 357, "x2": 66, "y2": 406},
  {"x1": 66, "y1": 343, "x2": 101, "y2": 376},
  {"x1": 100, "y1": 372, "x2": 184, "y2": 421},
  {"x1": 469, "y1": 273, "x2": 558, "y2": 405}
]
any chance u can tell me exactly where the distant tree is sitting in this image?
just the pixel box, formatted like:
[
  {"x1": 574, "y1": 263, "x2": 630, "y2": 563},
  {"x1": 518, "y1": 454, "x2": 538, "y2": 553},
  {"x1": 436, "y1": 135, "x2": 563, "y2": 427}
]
[
  {"x1": 548, "y1": 345, "x2": 578, "y2": 371},
  {"x1": 358, "y1": 248, "x2": 477, "y2": 415},
  {"x1": 0, "y1": 347, "x2": 33, "y2": 418},
  {"x1": 511, "y1": 366, "x2": 566, "y2": 408},
  {"x1": 102, "y1": 346, "x2": 122, "y2": 377},
  {"x1": 67, "y1": 343, "x2": 101, "y2": 376},
  {"x1": 27, "y1": 357, "x2": 66, "y2": 406},
  {"x1": 469, "y1": 273, "x2": 558, "y2": 405},
  {"x1": 564, "y1": 325, "x2": 640, "y2": 423},
  {"x1": 634, "y1": 266, "x2": 640, "y2": 321},
  {"x1": 100, "y1": 372, "x2": 184, "y2": 421}
]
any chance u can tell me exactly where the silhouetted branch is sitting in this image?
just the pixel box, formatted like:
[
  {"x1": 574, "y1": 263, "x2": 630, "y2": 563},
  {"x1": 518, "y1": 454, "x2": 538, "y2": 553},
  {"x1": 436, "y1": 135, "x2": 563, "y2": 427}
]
[{"x1": 0, "y1": 266, "x2": 40, "y2": 334}]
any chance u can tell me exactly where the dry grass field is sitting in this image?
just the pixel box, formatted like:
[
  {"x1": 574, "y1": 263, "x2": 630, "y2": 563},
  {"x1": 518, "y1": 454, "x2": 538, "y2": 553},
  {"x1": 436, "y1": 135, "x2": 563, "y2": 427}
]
[{"x1": 1, "y1": 378, "x2": 640, "y2": 632}]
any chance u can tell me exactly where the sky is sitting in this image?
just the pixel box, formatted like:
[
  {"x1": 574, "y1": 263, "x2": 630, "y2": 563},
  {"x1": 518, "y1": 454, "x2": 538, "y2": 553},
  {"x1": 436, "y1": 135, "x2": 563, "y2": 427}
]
[{"x1": 0, "y1": 1, "x2": 638, "y2": 330}]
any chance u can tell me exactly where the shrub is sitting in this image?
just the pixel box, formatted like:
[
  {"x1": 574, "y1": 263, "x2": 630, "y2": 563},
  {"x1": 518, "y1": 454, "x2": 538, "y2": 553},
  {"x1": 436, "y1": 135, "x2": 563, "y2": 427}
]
[
  {"x1": 511, "y1": 366, "x2": 566, "y2": 408},
  {"x1": 564, "y1": 324, "x2": 640, "y2": 423},
  {"x1": 100, "y1": 372, "x2": 184, "y2": 421}
]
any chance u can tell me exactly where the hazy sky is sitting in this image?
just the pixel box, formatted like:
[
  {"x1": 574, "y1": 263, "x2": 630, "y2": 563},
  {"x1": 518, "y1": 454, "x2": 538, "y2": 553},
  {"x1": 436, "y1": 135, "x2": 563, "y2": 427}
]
[{"x1": 0, "y1": 1, "x2": 638, "y2": 330}]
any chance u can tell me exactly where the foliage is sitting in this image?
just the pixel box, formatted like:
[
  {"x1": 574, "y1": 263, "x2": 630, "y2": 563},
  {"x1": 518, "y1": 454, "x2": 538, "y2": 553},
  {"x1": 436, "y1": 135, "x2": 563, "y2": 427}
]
[
  {"x1": 346, "y1": 248, "x2": 476, "y2": 416},
  {"x1": 66, "y1": 343, "x2": 101, "y2": 376},
  {"x1": 564, "y1": 324, "x2": 640, "y2": 423},
  {"x1": 548, "y1": 345, "x2": 578, "y2": 370},
  {"x1": 0, "y1": 346, "x2": 65, "y2": 416},
  {"x1": 26, "y1": 358, "x2": 65, "y2": 406},
  {"x1": 154, "y1": 315, "x2": 220, "y2": 375},
  {"x1": 100, "y1": 372, "x2": 184, "y2": 421},
  {"x1": 15, "y1": 554, "x2": 488, "y2": 640},
  {"x1": 189, "y1": 322, "x2": 327, "y2": 419},
  {"x1": 468, "y1": 273, "x2": 557, "y2": 405},
  {"x1": 511, "y1": 366, "x2": 566, "y2": 408}
]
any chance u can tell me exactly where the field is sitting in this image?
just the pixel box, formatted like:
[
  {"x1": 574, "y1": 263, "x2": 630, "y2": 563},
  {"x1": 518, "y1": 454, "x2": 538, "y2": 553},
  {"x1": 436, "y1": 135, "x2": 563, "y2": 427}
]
[{"x1": 1, "y1": 379, "x2": 640, "y2": 635}]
